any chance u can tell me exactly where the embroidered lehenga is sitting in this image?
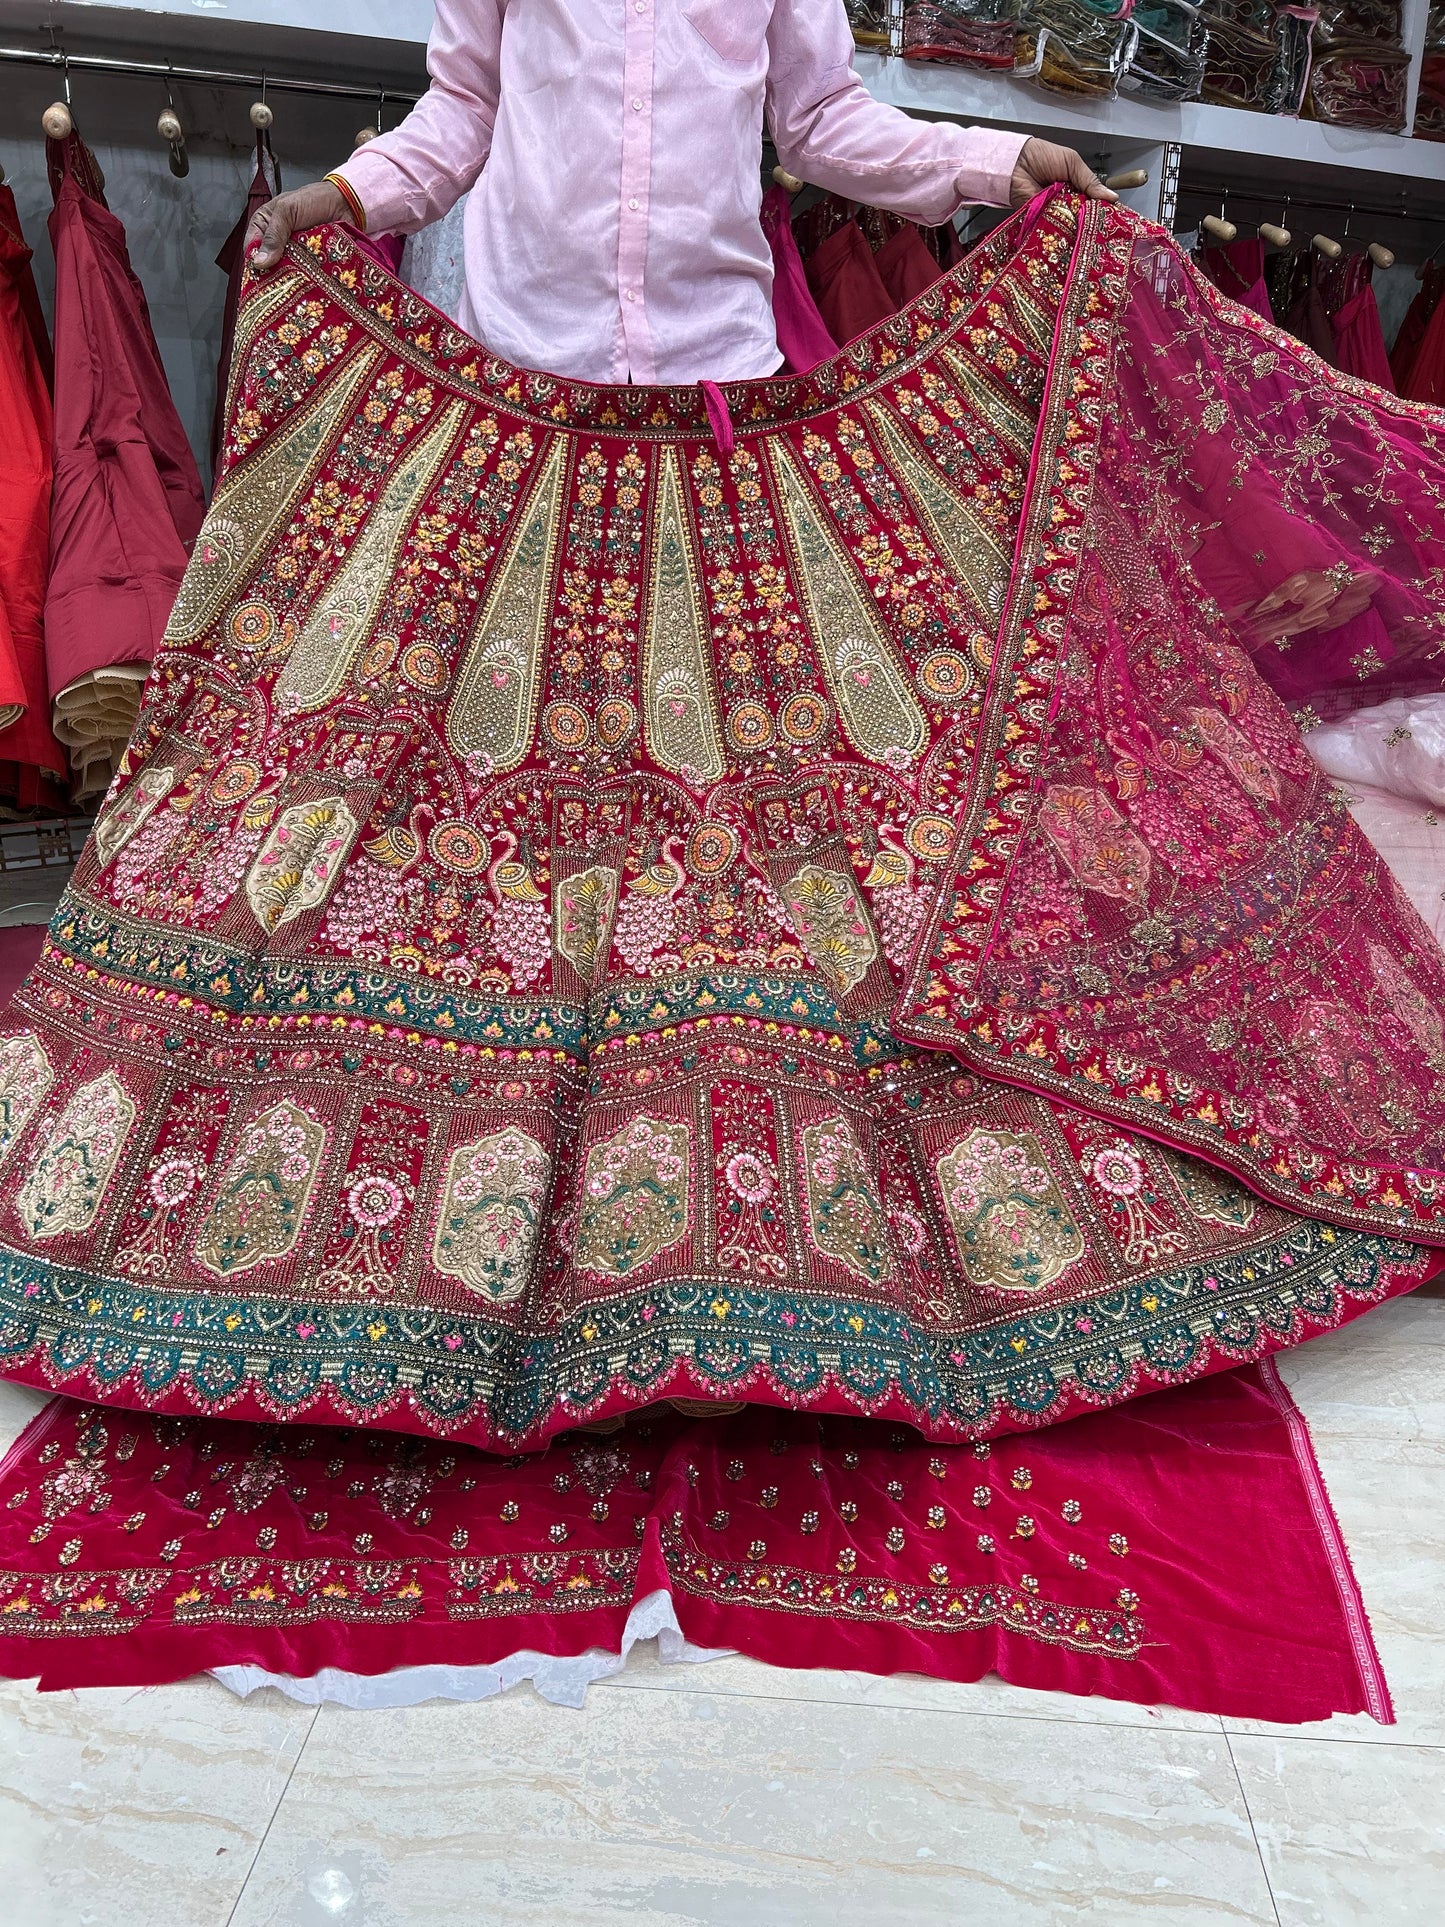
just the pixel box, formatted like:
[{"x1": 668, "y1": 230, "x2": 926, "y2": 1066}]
[{"x1": 1, "y1": 188, "x2": 1443, "y2": 1451}]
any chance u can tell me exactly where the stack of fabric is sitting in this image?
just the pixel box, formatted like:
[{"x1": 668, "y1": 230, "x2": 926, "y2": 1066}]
[{"x1": 1307, "y1": 0, "x2": 1411, "y2": 130}]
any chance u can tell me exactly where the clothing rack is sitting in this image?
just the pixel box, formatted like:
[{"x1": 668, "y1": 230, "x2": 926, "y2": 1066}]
[
  {"x1": 0, "y1": 44, "x2": 421, "y2": 111},
  {"x1": 1177, "y1": 183, "x2": 1439, "y2": 229}
]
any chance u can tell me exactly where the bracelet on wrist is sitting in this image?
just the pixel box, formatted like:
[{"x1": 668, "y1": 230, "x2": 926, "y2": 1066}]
[{"x1": 323, "y1": 172, "x2": 368, "y2": 233}]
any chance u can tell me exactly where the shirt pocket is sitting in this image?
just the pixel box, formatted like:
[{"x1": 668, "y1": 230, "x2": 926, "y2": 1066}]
[{"x1": 679, "y1": 0, "x2": 773, "y2": 65}]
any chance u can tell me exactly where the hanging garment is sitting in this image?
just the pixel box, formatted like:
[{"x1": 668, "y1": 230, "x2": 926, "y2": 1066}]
[
  {"x1": 0, "y1": 1362, "x2": 1396, "y2": 1727},
  {"x1": 212, "y1": 136, "x2": 282, "y2": 481},
  {"x1": 1195, "y1": 236, "x2": 1274, "y2": 322},
  {"x1": 1284, "y1": 252, "x2": 1340, "y2": 365},
  {"x1": 44, "y1": 130, "x2": 206, "y2": 802},
  {"x1": 1388, "y1": 263, "x2": 1442, "y2": 391},
  {"x1": 874, "y1": 220, "x2": 945, "y2": 308},
  {"x1": 802, "y1": 215, "x2": 896, "y2": 344},
  {"x1": 1402, "y1": 272, "x2": 1445, "y2": 407},
  {"x1": 0, "y1": 194, "x2": 1440, "y2": 1462},
  {"x1": 759, "y1": 184, "x2": 837, "y2": 375},
  {"x1": 1331, "y1": 274, "x2": 1396, "y2": 390},
  {"x1": 0, "y1": 187, "x2": 67, "y2": 801}
]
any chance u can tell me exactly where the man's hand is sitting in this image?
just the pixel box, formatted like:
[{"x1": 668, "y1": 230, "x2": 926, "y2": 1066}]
[
  {"x1": 1008, "y1": 139, "x2": 1118, "y2": 211},
  {"x1": 244, "y1": 180, "x2": 352, "y2": 272}
]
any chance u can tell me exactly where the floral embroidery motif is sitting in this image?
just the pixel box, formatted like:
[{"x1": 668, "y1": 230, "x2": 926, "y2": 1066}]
[
  {"x1": 1037, "y1": 787, "x2": 1153, "y2": 905},
  {"x1": 1084, "y1": 1141, "x2": 1188, "y2": 1268},
  {"x1": 779, "y1": 864, "x2": 881, "y2": 999},
  {"x1": 16, "y1": 1072, "x2": 136, "y2": 1242},
  {"x1": 643, "y1": 447, "x2": 725, "y2": 785},
  {"x1": 432, "y1": 1127, "x2": 551, "y2": 1304},
  {"x1": 275, "y1": 399, "x2": 466, "y2": 713},
  {"x1": 447, "y1": 435, "x2": 565, "y2": 774},
  {"x1": 244, "y1": 795, "x2": 361, "y2": 934},
  {"x1": 575, "y1": 1116, "x2": 691, "y2": 1278},
  {"x1": 93, "y1": 765, "x2": 178, "y2": 868},
  {"x1": 553, "y1": 865, "x2": 620, "y2": 987},
  {"x1": 801, "y1": 1116, "x2": 893, "y2": 1284},
  {"x1": 0, "y1": 1032, "x2": 54, "y2": 1172},
  {"x1": 935, "y1": 1128, "x2": 1084, "y2": 1294},
  {"x1": 192, "y1": 1101, "x2": 326, "y2": 1277},
  {"x1": 771, "y1": 440, "x2": 926, "y2": 769}
]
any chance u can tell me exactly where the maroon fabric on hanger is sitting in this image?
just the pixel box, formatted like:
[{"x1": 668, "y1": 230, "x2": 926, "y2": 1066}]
[
  {"x1": 874, "y1": 221, "x2": 944, "y2": 308},
  {"x1": 212, "y1": 137, "x2": 280, "y2": 479},
  {"x1": 1403, "y1": 286, "x2": 1445, "y2": 406},
  {"x1": 1331, "y1": 283, "x2": 1395, "y2": 392},
  {"x1": 1197, "y1": 238, "x2": 1275, "y2": 323},
  {"x1": 0, "y1": 187, "x2": 66, "y2": 798},
  {"x1": 44, "y1": 131, "x2": 205, "y2": 702},
  {"x1": 803, "y1": 217, "x2": 895, "y2": 346},
  {"x1": 759, "y1": 184, "x2": 837, "y2": 375},
  {"x1": 1389, "y1": 265, "x2": 1443, "y2": 391},
  {"x1": 1285, "y1": 258, "x2": 1339, "y2": 366}
]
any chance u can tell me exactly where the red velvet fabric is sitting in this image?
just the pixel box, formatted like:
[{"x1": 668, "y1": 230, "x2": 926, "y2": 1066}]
[
  {"x1": 0, "y1": 188, "x2": 65, "y2": 787},
  {"x1": 0, "y1": 925, "x2": 44, "y2": 1013},
  {"x1": 874, "y1": 222, "x2": 944, "y2": 309},
  {"x1": 212, "y1": 140, "x2": 280, "y2": 481},
  {"x1": 760, "y1": 185, "x2": 838, "y2": 375},
  {"x1": 43, "y1": 131, "x2": 205, "y2": 699},
  {"x1": 802, "y1": 218, "x2": 895, "y2": 346},
  {"x1": 0, "y1": 1363, "x2": 1391, "y2": 1723}
]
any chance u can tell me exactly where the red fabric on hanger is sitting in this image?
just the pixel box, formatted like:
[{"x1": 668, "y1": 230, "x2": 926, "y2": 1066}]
[
  {"x1": 1197, "y1": 237, "x2": 1275, "y2": 323},
  {"x1": 44, "y1": 130, "x2": 205, "y2": 703},
  {"x1": 802, "y1": 216, "x2": 895, "y2": 346},
  {"x1": 759, "y1": 184, "x2": 837, "y2": 374},
  {"x1": 212, "y1": 138, "x2": 280, "y2": 480},
  {"x1": 1331, "y1": 283, "x2": 1395, "y2": 392},
  {"x1": 874, "y1": 220, "x2": 944, "y2": 308},
  {"x1": 0, "y1": 187, "x2": 66, "y2": 793},
  {"x1": 1403, "y1": 286, "x2": 1445, "y2": 406},
  {"x1": 1389, "y1": 264, "x2": 1443, "y2": 391}
]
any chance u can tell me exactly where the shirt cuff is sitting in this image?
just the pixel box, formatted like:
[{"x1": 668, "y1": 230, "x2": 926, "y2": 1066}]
[{"x1": 953, "y1": 128, "x2": 1031, "y2": 210}]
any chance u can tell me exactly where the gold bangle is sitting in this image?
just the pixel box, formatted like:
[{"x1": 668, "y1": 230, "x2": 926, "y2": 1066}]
[{"x1": 323, "y1": 172, "x2": 368, "y2": 232}]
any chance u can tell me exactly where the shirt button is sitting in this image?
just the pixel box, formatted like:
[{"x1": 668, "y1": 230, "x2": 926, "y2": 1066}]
[
  {"x1": 636, "y1": 2, "x2": 646, "y2": 10},
  {"x1": 632, "y1": 97, "x2": 643, "y2": 111},
  {"x1": 628, "y1": 197, "x2": 639, "y2": 211},
  {"x1": 626, "y1": 290, "x2": 637, "y2": 302}
]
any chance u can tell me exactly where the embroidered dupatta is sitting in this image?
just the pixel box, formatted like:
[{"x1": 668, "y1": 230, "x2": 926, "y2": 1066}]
[{"x1": 0, "y1": 193, "x2": 1438, "y2": 1455}]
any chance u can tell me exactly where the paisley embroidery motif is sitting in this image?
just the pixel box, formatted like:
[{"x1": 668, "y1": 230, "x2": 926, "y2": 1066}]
[
  {"x1": 192, "y1": 1101, "x2": 326, "y2": 1278},
  {"x1": 432, "y1": 1126, "x2": 551, "y2": 1304},
  {"x1": 780, "y1": 864, "x2": 881, "y2": 997},
  {"x1": 447, "y1": 435, "x2": 567, "y2": 773},
  {"x1": 800, "y1": 1115, "x2": 893, "y2": 1284},
  {"x1": 275, "y1": 398, "x2": 466, "y2": 713},
  {"x1": 15, "y1": 1072, "x2": 136, "y2": 1242},
  {"x1": 245, "y1": 795, "x2": 361, "y2": 934},
  {"x1": 93, "y1": 765, "x2": 178, "y2": 868},
  {"x1": 865, "y1": 398, "x2": 1010, "y2": 622},
  {"x1": 575, "y1": 1116, "x2": 691, "y2": 1277},
  {"x1": 0, "y1": 1032, "x2": 54, "y2": 1172},
  {"x1": 771, "y1": 440, "x2": 926, "y2": 769},
  {"x1": 642, "y1": 446, "x2": 725, "y2": 786},
  {"x1": 553, "y1": 865, "x2": 620, "y2": 987},
  {"x1": 1187, "y1": 706, "x2": 1282, "y2": 806},
  {"x1": 1037, "y1": 786, "x2": 1153, "y2": 905},
  {"x1": 167, "y1": 346, "x2": 380, "y2": 643},
  {"x1": 935, "y1": 1127, "x2": 1085, "y2": 1294},
  {"x1": 939, "y1": 345, "x2": 1037, "y2": 459}
]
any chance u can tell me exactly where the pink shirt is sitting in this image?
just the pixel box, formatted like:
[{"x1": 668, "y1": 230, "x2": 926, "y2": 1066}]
[{"x1": 335, "y1": 0, "x2": 1028, "y2": 384}]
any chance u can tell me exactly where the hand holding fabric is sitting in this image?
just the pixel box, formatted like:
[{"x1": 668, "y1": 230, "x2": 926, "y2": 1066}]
[
  {"x1": 245, "y1": 181, "x2": 351, "y2": 272},
  {"x1": 1008, "y1": 139, "x2": 1117, "y2": 210}
]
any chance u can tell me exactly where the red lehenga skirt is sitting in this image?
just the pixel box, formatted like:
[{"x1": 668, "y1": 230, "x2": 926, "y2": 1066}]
[{"x1": 0, "y1": 191, "x2": 1441, "y2": 1709}]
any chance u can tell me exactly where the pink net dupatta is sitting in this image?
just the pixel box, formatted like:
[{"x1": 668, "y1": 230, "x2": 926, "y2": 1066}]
[
  {"x1": 0, "y1": 1366, "x2": 1393, "y2": 1725},
  {"x1": 900, "y1": 193, "x2": 1445, "y2": 1246}
]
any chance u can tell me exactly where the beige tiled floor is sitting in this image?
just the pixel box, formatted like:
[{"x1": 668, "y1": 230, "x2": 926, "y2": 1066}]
[{"x1": 2, "y1": 1299, "x2": 1443, "y2": 1926}]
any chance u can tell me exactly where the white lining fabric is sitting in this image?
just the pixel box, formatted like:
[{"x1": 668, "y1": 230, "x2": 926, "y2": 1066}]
[{"x1": 211, "y1": 1588, "x2": 732, "y2": 1709}]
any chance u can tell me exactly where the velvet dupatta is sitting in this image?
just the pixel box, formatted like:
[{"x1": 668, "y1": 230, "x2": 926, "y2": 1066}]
[{"x1": 0, "y1": 193, "x2": 1439, "y2": 1462}]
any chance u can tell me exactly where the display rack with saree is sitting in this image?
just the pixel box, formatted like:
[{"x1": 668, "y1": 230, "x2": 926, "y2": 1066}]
[{"x1": 0, "y1": 191, "x2": 1441, "y2": 1472}]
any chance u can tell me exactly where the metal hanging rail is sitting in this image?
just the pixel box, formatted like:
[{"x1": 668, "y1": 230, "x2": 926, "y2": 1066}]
[
  {"x1": 1176, "y1": 181, "x2": 1436, "y2": 228},
  {"x1": 0, "y1": 43, "x2": 421, "y2": 109}
]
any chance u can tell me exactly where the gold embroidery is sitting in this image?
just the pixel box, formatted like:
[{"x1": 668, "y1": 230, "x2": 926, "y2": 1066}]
[
  {"x1": 865, "y1": 399, "x2": 1011, "y2": 622},
  {"x1": 0, "y1": 1033, "x2": 54, "y2": 1172},
  {"x1": 553, "y1": 865, "x2": 620, "y2": 987},
  {"x1": 780, "y1": 864, "x2": 880, "y2": 998},
  {"x1": 221, "y1": 270, "x2": 306, "y2": 424},
  {"x1": 447, "y1": 436, "x2": 567, "y2": 773},
  {"x1": 93, "y1": 765, "x2": 178, "y2": 867},
  {"x1": 935, "y1": 1127, "x2": 1084, "y2": 1294},
  {"x1": 800, "y1": 1115, "x2": 893, "y2": 1284},
  {"x1": 168, "y1": 347, "x2": 380, "y2": 643},
  {"x1": 244, "y1": 795, "x2": 361, "y2": 934},
  {"x1": 575, "y1": 1115, "x2": 691, "y2": 1277},
  {"x1": 193, "y1": 1100, "x2": 326, "y2": 1277},
  {"x1": 275, "y1": 398, "x2": 466, "y2": 713},
  {"x1": 770, "y1": 441, "x2": 926, "y2": 769},
  {"x1": 432, "y1": 1126, "x2": 551, "y2": 1303},
  {"x1": 642, "y1": 447, "x2": 725, "y2": 786},
  {"x1": 940, "y1": 346, "x2": 1037, "y2": 460},
  {"x1": 16, "y1": 1072, "x2": 136, "y2": 1242}
]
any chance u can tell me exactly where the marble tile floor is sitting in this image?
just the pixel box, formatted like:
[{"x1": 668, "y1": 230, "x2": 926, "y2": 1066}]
[{"x1": 1, "y1": 1297, "x2": 1443, "y2": 1927}]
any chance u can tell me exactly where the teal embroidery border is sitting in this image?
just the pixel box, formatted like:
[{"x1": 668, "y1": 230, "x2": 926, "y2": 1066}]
[{"x1": 0, "y1": 1221, "x2": 1422, "y2": 1445}]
